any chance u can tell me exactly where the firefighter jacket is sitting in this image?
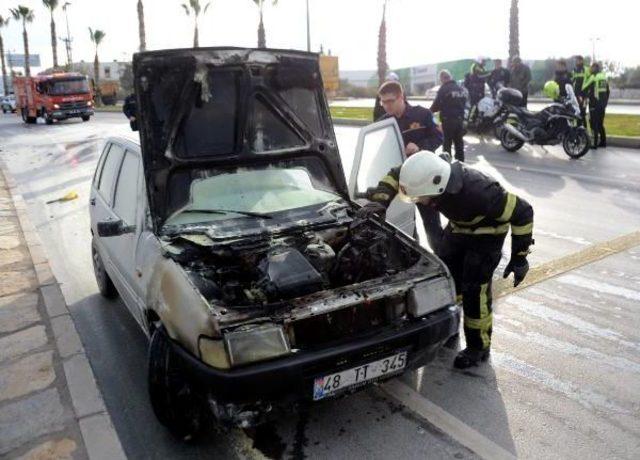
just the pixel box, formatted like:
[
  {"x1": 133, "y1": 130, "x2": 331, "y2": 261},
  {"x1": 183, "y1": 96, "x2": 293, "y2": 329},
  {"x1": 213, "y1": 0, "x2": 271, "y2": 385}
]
[
  {"x1": 571, "y1": 65, "x2": 590, "y2": 97},
  {"x1": 430, "y1": 80, "x2": 467, "y2": 121},
  {"x1": 582, "y1": 71, "x2": 610, "y2": 107},
  {"x1": 381, "y1": 103, "x2": 443, "y2": 151},
  {"x1": 368, "y1": 162, "x2": 534, "y2": 257}
]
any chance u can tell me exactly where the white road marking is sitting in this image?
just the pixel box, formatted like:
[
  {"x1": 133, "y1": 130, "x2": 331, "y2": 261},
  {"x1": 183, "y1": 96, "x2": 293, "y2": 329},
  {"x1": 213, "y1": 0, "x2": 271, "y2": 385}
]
[{"x1": 381, "y1": 380, "x2": 517, "y2": 460}]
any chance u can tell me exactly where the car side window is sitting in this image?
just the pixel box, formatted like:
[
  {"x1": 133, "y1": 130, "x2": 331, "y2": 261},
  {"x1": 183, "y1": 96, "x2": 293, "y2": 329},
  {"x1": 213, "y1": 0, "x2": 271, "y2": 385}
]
[
  {"x1": 113, "y1": 151, "x2": 140, "y2": 226},
  {"x1": 93, "y1": 143, "x2": 111, "y2": 187},
  {"x1": 97, "y1": 143, "x2": 125, "y2": 205}
]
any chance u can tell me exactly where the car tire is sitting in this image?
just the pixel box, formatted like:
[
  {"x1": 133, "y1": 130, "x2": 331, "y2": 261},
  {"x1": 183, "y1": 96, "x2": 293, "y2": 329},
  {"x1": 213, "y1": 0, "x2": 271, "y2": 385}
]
[
  {"x1": 44, "y1": 109, "x2": 54, "y2": 125},
  {"x1": 2, "y1": 107, "x2": 6, "y2": 114},
  {"x1": 81, "y1": 115, "x2": 90, "y2": 122},
  {"x1": 91, "y1": 241, "x2": 117, "y2": 299},
  {"x1": 148, "y1": 327, "x2": 206, "y2": 441}
]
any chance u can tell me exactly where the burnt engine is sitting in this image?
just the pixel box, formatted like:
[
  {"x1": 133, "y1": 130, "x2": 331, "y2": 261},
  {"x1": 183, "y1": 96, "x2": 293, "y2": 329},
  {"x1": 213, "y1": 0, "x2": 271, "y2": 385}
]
[{"x1": 174, "y1": 220, "x2": 418, "y2": 308}]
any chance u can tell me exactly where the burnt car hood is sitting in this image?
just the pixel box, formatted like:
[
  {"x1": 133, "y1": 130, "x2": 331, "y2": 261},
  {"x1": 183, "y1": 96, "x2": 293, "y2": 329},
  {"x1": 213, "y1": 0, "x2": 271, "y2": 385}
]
[{"x1": 133, "y1": 47, "x2": 349, "y2": 232}]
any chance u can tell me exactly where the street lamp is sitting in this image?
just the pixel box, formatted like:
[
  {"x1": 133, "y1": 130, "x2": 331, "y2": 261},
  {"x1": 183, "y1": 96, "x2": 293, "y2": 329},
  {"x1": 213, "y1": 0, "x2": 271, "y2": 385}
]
[
  {"x1": 306, "y1": 0, "x2": 311, "y2": 52},
  {"x1": 589, "y1": 36, "x2": 601, "y2": 62}
]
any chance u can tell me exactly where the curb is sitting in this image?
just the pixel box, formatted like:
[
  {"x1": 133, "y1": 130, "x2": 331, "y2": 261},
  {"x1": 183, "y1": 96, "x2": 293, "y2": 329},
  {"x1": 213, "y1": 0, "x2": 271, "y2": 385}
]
[
  {"x1": 332, "y1": 119, "x2": 640, "y2": 149},
  {"x1": 1, "y1": 166, "x2": 126, "y2": 460}
]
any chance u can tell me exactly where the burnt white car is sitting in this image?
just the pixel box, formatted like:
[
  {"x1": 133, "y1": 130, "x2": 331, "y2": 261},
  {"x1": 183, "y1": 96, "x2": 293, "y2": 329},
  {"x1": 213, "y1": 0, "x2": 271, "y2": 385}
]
[{"x1": 89, "y1": 47, "x2": 459, "y2": 440}]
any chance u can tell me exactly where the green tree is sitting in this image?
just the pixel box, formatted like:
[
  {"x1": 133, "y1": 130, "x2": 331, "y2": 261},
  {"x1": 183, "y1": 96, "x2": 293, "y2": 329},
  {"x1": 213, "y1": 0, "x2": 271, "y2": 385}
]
[
  {"x1": 88, "y1": 28, "x2": 106, "y2": 104},
  {"x1": 137, "y1": 0, "x2": 146, "y2": 51},
  {"x1": 252, "y1": 0, "x2": 277, "y2": 49},
  {"x1": 9, "y1": 5, "x2": 35, "y2": 77},
  {"x1": 0, "y1": 15, "x2": 10, "y2": 95},
  {"x1": 42, "y1": 0, "x2": 60, "y2": 68},
  {"x1": 181, "y1": 0, "x2": 211, "y2": 48},
  {"x1": 508, "y1": 0, "x2": 519, "y2": 64},
  {"x1": 377, "y1": 0, "x2": 388, "y2": 87}
]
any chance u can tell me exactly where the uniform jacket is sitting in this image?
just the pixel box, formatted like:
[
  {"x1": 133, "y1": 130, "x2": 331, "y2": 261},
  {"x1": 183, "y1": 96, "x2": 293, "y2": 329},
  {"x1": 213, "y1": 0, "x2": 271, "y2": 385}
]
[
  {"x1": 488, "y1": 68, "x2": 511, "y2": 92},
  {"x1": 430, "y1": 80, "x2": 467, "y2": 121},
  {"x1": 369, "y1": 162, "x2": 534, "y2": 256},
  {"x1": 382, "y1": 103, "x2": 443, "y2": 151},
  {"x1": 571, "y1": 65, "x2": 590, "y2": 97},
  {"x1": 582, "y1": 72, "x2": 610, "y2": 108},
  {"x1": 554, "y1": 70, "x2": 573, "y2": 99}
]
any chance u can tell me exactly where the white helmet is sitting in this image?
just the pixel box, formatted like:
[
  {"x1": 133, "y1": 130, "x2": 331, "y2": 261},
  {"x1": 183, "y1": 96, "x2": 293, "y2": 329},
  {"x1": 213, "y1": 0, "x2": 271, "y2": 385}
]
[
  {"x1": 398, "y1": 151, "x2": 452, "y2": 203},
  {"x1": 386, "y1": 72, "x2": 400, "y2": 82}
]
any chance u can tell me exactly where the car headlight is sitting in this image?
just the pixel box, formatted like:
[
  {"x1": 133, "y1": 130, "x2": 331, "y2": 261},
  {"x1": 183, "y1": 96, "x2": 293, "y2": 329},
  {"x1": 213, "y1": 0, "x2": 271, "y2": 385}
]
[
  {"x1": 224, "y1": 324, "x2": 290, "y2": 367},
  {"x1": 87, "y1": 101, "x2": 93, "y2": 107},
  {"x1": 53, "y1": 104, "x2": 60, "y2": 109},
  {"x1": 407, "y1": 277, "x2": 456, "y2": 317},
  {"x1": 199, "y1": 336, "x2": 231, "y2": 369}
]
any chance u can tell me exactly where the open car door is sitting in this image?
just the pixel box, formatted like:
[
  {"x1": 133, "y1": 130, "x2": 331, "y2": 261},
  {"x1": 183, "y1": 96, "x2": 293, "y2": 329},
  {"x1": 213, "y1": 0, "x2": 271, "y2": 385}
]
[{"x1": 348, "y1": 118, "x2": 416, "y2": 236}]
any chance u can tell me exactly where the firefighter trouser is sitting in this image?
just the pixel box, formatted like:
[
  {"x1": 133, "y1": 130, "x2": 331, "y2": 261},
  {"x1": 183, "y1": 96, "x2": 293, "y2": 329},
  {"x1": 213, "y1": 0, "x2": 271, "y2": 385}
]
[
  {"x1": 589, "y1": 104, "x2": 606, "y2": 146},
  {"x1": 442, "y1": 118, "x2": 465, "y2": 162},
  {"x1": 437, "y1": 230, "x2": 505, "y2": 351},
  {"x1": 417, "y1": 203, "x2": 443, "y2": 254}
]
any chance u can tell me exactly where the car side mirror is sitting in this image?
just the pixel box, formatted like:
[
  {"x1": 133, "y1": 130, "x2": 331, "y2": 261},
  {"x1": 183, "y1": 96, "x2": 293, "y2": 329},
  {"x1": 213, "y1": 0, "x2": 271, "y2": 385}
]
[{"x1": 97, "y1": 220, "x2": 135, "y2": 237}]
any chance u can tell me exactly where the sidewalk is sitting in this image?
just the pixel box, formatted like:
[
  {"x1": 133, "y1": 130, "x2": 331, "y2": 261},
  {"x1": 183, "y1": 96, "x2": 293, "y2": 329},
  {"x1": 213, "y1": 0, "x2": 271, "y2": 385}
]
[{"x1": 0, "y1": 169, "x2": 125, "y2": 459}]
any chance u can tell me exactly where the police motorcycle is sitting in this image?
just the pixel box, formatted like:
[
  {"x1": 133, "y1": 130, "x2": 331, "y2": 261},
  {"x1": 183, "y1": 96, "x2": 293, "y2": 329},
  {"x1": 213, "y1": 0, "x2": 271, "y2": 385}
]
[{"x1": 498, "y1": 82, "x2": 590, "y2": 159}]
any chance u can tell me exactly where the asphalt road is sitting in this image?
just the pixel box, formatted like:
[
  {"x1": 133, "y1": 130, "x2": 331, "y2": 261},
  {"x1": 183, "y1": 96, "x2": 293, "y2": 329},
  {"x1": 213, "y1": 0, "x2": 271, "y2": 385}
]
[
  {"x1": 329, "y1": 98, "x2": 640, "y2": 115},
  {"x1": 1, "y1": 112, "x2": 639, "y2": 459}
]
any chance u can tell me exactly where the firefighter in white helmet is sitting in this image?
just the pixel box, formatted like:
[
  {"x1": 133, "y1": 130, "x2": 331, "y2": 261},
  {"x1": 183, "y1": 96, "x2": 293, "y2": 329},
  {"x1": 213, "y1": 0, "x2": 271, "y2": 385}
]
[{"x1": 394, "y1": 152, "x2": 535, "y2": 368}]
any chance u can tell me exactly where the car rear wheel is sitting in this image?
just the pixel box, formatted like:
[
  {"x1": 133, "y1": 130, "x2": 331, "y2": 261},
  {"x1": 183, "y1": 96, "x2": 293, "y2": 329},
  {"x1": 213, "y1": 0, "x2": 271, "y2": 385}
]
[
  {"x1": 81, "y1": 115, "x2": 90, "y2": 122},
  {"x1": 43, "y1": 109, "x2": 54, "y2": 125},
  {"x1": 148, "y1": 327, "x2": 206, "y2": 441},
  {"x1": 91, "y1": 241, "x2": 117, "y2": 299}
]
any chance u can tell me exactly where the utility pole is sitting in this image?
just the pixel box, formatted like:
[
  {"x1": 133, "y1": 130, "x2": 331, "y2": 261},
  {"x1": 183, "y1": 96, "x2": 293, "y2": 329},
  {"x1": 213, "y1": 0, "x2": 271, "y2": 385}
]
[
  {"x1": 306, "y1": 0, "x2": 310, "y2": 52},
  {"x1": 589, "y1": 36, "x2": 600, "y2": 62},
  {"x1": 62, "y1": 2, "x2": 73, "y2": 68}
]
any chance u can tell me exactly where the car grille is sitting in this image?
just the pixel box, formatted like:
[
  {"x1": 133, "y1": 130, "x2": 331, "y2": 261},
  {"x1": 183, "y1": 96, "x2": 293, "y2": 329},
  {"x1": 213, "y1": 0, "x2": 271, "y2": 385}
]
[
  {"x1": 289, "y1": 298, "x2": 402, "y2": 350},
  {"x1": 58, "y1": 101, "x2": 87, "y2": 110}
]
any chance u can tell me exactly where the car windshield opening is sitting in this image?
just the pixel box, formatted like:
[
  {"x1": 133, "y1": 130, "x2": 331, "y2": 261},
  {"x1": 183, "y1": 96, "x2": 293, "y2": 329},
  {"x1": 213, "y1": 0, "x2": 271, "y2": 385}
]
[{"x1": 46, "y1": 78, "x2": 90, "y2": 96}]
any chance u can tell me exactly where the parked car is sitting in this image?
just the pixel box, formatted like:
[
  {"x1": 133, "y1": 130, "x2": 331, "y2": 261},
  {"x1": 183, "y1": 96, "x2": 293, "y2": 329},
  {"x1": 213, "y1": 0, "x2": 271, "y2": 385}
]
[
  {"x1": 1, "y1": 94, "x2": 16, "y2": 113},
  {"x1": 90, "y1": 47, "x2": 459, "y2": 440}
]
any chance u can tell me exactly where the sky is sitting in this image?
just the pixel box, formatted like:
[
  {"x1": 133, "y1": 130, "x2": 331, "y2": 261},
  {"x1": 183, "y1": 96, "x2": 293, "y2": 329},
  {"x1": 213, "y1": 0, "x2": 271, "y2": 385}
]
[{"x1": 1, "y1": 0, "x2": 639, "y2": 73}]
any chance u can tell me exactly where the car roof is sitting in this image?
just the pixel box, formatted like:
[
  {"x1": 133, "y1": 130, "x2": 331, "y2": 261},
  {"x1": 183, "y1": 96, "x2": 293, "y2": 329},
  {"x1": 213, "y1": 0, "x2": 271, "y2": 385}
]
[{"x1": 105, "y1": 136, "x2": 141, "y2": 155}]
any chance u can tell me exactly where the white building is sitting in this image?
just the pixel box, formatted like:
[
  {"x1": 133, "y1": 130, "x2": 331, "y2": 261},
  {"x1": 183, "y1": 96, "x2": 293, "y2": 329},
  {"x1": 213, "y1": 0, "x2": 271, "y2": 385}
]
[{"x1": 70, "y1": 60, "x2": 129, "y2": 81}]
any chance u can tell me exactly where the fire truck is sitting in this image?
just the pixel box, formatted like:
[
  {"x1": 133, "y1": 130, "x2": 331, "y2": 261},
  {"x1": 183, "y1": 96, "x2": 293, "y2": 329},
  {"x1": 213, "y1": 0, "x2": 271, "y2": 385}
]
[{"x1": 13, "y1": 72, "x2": 95, "y2": 124}]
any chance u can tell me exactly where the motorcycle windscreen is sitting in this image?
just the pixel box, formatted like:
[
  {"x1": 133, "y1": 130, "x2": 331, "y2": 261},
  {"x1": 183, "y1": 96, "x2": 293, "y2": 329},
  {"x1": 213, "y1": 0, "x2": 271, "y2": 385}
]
[{"x1": 348, "y1": 118, "x2": 416, "y2": 237}]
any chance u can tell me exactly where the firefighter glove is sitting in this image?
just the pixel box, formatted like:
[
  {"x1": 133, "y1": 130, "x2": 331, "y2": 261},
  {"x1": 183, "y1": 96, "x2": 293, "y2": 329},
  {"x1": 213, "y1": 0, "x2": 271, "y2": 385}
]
[
  {"x1": 356, "y1": 202, "x2": 387, "y2": 219},
  {"x1": 503, "y1": 256, "x2": 529, "y2": 287}
]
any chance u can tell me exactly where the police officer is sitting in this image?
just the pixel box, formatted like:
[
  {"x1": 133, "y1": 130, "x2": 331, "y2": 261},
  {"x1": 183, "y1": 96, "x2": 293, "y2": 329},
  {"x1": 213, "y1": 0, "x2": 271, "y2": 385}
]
[
  {"x1": 582, "y1": 62, "x2": 610, "y2": 149},
  {"x1": 571, "y1": 55, "x2": 589, "y2": 127},
  {"x1": 122, "y1": 93, "x2": 138, "y2": 131},
  {"x1": 488, "y1": 59, "x2": 510, "y2": 97},
  {"x1": 430, "y1": 70, "x2": 467, "y2": 162},
  {"x1": 554, "y1": 59, "x2": 572, "y2": 99},
  {"x1": 397, "y1": 152, "x2": 534, "y2": 368},
  {"x1": 359, "y1": 80, "x2": 444, "y2": 252},
  {"x1": 465, "y1": 57, "x2": 491, "y2": 107}
]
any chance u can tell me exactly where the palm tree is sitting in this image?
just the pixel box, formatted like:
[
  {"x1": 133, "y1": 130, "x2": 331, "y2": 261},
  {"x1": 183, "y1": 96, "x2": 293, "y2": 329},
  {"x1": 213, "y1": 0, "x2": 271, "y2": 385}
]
[
  {"x1": 0, "y1": 15, "x2": 10, "y2": 95},
  {"x1": 42, "y1": 0, "x2": 60, "y2": 68},
  {"x1": 9, "y1": 5, "x2": 35, "y2": 77},
  {"x1": 137, "y1": 0, "x2": 146, "y2": 51},
  {"x1": 252, "y1": 0, "x2": 277, "y2": 49},
  {"x1": 508, "y1": 0, "x2": 519, "y2": 64},
  {"x1": 88, "y1": 28, "x2": 105, "y2": 104},
  {"x1": 377, "y1": 0, "x2": 389, "y2": 87},
  {"x1": 181, "y1": 0, "x2": 211, "y2": 48}
]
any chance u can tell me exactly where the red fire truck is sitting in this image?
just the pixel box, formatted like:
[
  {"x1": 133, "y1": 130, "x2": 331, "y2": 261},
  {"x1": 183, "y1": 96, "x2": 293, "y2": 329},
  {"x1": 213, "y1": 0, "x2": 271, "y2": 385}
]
[{"x1": 14, "y1": 72, "x2": 95, "y2": 125}]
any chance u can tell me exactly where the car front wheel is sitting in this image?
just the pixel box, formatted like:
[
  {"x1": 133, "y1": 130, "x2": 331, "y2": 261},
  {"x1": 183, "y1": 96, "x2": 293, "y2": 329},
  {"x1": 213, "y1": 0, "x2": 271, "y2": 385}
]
[
  {"x1": 91, "y1": 241, "x2": 117, "y2": 298},
  {"x1": 148, "y1": 327, "x2": 206, "y2": 441}
]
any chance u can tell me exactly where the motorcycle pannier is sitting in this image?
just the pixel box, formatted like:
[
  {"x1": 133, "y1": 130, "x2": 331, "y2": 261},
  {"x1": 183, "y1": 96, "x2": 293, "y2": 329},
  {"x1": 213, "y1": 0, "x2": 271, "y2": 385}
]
[{"x1": 497, "y1": 88, "x2": 523, "y2": 105}]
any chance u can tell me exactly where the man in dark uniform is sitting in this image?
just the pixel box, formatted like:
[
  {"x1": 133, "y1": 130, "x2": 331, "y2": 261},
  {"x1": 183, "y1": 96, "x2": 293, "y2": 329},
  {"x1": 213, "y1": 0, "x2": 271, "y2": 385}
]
[
  {"x1": 430, "y1": 70, "x2": 467, "y2": 162},
  {"x1": 488, "y1": 59, "x2": 510, "y2": 97},
  {"x1": 123, "y1": 93, "x2": 138, "y2": 131},
  {"x1": 361, "y1": 81, "x2": 443, "y2": 252},
  {"x1": 465, "y1": 58, "x2": 490, "y2": 107},
  {"x1": 373, "y1": 72, "x2": 400, "y2": 121},
  {"x1": 394, "y1": 152, "x2": 534, "y2": 369},
  {"x1": 554, "y1": 59, "x2": 572, "y2": 99},
  {"x1": 582, "y1": 62, "x2": 610, "y2": 149},
  {"x1": 571, "y1": 55, "x2": 589, "y2": 127}
]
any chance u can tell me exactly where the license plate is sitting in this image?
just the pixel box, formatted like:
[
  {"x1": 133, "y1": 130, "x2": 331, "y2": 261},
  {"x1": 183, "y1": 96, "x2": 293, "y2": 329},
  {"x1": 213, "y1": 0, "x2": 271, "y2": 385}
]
[{"x1": 313, "y1": 351, "x2": 407, "y2": 401}]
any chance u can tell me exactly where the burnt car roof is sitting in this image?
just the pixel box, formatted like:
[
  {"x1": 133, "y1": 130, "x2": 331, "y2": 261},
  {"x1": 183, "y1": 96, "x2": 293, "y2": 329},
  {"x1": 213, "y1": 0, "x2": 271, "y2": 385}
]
[{"x1": 132, "y1": 47, "x2": 348, "y2": 231}]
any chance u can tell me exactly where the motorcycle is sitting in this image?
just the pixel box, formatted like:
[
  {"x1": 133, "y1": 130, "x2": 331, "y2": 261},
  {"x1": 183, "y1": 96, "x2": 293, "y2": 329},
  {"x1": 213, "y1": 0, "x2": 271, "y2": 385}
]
[
  {"x1": 463, "y1": 85, "x2": 508, "y2": 138},
  {"x1": 498, "y1": 85, "x2": 590, "y2": 159}
]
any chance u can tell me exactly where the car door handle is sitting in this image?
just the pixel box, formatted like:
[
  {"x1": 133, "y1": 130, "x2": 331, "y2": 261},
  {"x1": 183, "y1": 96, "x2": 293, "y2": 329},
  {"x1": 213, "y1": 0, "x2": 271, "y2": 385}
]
[
  {"x1": 89, "y1": 198, "x2": 96, "y2": 206},
  {"x1": 135, "y1": 268, "x2": 143, "y2": 278}
]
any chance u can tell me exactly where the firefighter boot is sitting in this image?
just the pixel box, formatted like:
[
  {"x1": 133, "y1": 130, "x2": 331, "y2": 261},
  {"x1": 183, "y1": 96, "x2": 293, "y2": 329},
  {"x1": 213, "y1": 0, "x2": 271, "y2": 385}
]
[{"x1": 453, "y1": 347, "x2": 490, "y2": 369}]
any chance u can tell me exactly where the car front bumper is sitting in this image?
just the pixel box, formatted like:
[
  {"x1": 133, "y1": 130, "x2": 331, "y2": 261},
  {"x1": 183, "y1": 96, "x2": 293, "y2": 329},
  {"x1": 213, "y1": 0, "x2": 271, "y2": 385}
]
[
  {"x1": 51, "y1": 108, "x2": 94, "y2": 119},
  {"x1": 168, "y1": 305, "x2": 460, "y2": 406}
]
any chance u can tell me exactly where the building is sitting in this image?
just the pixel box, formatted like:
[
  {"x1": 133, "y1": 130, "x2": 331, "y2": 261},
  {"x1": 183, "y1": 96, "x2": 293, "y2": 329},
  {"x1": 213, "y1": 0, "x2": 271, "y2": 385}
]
[{"x1": 69, "y1": 60, "x2": 130, "y2": 81}]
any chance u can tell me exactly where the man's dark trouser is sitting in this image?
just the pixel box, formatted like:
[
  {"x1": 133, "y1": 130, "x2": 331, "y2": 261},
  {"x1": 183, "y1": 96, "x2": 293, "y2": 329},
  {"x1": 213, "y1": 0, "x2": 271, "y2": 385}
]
[
  {"x1": 416, "y1": 203, "x2": 443, "y2": 254},
  {"x1": 442, "y1": 118, "x2": 465, "y2": 162},
  {"x1": 577, "y1": 96, "x2": 588, "y2": 128},
  {"x1": 589, "y1": 103, "x2": 606, "y2": 146},
  {"x1": 436, "y1": 230, "x2": 505, "y2": 351},
  {"x1": 521, "y1": 91, "x2": 529, "y2": 108}
]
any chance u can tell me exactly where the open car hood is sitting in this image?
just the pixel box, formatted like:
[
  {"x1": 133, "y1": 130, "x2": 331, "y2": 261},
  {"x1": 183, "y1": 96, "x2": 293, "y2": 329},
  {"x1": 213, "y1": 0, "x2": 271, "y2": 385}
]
[{"x1": 133, "y1": 47, "x2": 349, "y2": 231}]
